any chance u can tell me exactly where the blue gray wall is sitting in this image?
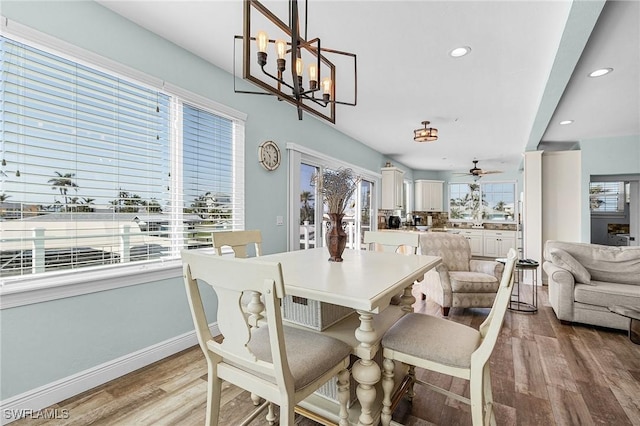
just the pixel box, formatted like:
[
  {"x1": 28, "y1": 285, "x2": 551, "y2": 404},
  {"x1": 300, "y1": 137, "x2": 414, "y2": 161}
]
[
  {"x1": 580, "y1": 135, "x2": 640, "y2": 242},
  {"x1": 2, "y1": 0, "x2": 636, "y2": 403},
  {"x1": 0, "y1": 0, "x2": 403, "y2": 400}
]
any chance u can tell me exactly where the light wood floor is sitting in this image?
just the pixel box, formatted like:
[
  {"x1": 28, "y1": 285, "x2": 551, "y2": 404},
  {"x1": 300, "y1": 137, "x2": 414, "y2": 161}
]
[{"x1": 12, "y1": 285, "x2": 640, "y2": 425}]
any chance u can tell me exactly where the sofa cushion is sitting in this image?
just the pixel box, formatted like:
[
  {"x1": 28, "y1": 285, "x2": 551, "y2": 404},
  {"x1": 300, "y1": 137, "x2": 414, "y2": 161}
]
[
  {"x1": 545, "y1": 241, "x2": 640, "y2": 285},
  {"x1": 574, "y1": 281, "x2": 640, "y2": 308},
  {"x1": 449, "y1": 271, "x2": 499, "y2": 293},
  {"x1": 549, "y1": 248, "x2": 591, "y2": 284}
]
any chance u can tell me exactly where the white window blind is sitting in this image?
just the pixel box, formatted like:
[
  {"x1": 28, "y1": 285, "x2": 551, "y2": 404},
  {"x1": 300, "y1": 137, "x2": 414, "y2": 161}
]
[
  {"x1": 182, "y1": 104, "x2": 240, "y2": 249},
  {"x1": 0, "y1": 36, "x2": 244, "y2": 280},
  {"x1": 589, "y1": 181, "x2": 625, "y2": 213}
]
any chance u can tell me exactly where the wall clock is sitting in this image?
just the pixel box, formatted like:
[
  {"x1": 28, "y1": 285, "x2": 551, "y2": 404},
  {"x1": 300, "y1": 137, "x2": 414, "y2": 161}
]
[{"x1": 258, "y1": 140, "x2": 281, "y2": 171}]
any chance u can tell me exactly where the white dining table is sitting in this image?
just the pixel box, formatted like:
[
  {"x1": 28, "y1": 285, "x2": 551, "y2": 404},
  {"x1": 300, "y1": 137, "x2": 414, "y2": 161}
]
[{"x1": 247, "y1": 247, "x2": 442, "y2": 426}]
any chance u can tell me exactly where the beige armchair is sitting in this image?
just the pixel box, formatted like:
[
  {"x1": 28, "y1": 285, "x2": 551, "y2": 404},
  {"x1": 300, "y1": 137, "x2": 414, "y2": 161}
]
[{"x1": 419, "y1": 232, "x2": 504, "y2": 316}]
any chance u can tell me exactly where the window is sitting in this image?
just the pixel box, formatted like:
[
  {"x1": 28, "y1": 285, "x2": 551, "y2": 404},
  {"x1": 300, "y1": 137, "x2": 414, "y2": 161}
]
[
  {"x1": 589, "y1": 181, "x2": 625, "y2": 213},
  {"x1": 0, "y1": 36, "x2": 244, "y2": 280},
  {"x1": 448, "y1": 181, "x2": 516, "y2": 222},
  {"x1": 482, "y1": 182, "x2": 516, "y2": 221}
]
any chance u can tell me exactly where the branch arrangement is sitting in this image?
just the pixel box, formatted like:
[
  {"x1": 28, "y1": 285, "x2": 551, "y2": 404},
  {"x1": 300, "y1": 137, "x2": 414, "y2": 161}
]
[{"x1": 312, "y1": 168, "x2": 360, "y2": 214}]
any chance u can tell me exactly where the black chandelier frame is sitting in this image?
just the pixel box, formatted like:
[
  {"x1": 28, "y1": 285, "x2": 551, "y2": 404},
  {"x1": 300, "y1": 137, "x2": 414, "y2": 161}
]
[{"x1": 233, "y1": 0, "x2": 357, "y2": 123}]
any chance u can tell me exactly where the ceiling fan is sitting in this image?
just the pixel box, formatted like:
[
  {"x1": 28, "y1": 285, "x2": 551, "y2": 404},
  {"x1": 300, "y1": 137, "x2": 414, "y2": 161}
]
[{"x1": 455, "y1": 160, "x2": 503, "y2": 179}]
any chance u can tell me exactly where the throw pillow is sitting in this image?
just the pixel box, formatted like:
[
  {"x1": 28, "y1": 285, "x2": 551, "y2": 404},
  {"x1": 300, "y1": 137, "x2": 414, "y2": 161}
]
[{"x1": 549, "y1": 248, "x2": 591, "y2": 284}]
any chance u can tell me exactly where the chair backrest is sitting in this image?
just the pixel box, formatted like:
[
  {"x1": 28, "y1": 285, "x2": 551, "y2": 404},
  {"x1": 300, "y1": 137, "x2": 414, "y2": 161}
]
[
  {"x1": 364, "y1": 231, "x2": 420, "y2": 255},
  {"x1": 211, "y1": 230, "x2": 262, "y2": 258},
  {"x1": 472, "y1": 248, "x2": 517, "y2": 365},
  {"x1": 181, "y1": 250, "x2": 294, "y2": 389},
  {"x1": 418, "y1": 232, "x2": 471, "y2": 271}
]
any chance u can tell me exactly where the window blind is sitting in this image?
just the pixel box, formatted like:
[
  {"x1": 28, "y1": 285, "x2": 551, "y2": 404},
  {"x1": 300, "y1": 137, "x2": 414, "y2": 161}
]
[
  {"x1": 589, "y1": 181, "x2": 624, "y2": 213},
  {"x1": 0, "y1": 36, "x2": 244, "y2": 279},
  {"x1": 182, "y1": 104, "x2": 239, "y2": 248}
]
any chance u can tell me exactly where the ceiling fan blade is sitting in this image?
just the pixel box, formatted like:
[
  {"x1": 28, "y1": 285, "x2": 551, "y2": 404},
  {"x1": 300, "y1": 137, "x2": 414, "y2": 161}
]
[{"x1": 478, "y1": 170, "x2": 502, "y2": 175}]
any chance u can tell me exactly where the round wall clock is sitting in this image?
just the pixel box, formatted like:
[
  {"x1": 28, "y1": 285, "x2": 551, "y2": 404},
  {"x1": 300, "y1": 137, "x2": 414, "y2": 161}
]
[{"x1": 258, "y1": 140, "x2": 281, "y2": 171}]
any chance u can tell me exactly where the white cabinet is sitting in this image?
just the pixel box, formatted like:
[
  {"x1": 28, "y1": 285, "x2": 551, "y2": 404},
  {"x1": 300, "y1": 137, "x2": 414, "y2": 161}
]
[
  {"x1": 483, "y1": 230, "x2": 517, "y2": 258},
  {"x1": 414, "y1": 180, "x2": 443, "y2": 212},
  {"x1": 381, "y1": 167, "x2": 404, "y2": 210},
  {"x1": 458, "y1": 229, "x2": 484, "y2": 256}
]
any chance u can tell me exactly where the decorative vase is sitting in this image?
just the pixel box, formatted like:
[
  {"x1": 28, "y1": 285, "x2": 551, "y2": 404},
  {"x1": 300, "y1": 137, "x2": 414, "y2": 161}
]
[{"x1": 326, "y1": 213, "x2": 347, "y2": 262}]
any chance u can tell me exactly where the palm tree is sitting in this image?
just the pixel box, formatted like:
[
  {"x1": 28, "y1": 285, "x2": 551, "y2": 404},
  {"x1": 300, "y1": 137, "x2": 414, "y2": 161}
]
[
  {"x1": 300, "y1": 191, "x2": 315, "y2": 224},
  {"x1": 48, "y1": 172, "x2": 78, "y2": 212},
  {"x1": 77, "y1": 197, "x2": 95, "y2": 213},
  {"x1": 494, "y1": 201, "x2": 507, "y2": 212},
  {"x1": 111, "y1": 190, "x2": 144, "y2": 213}
]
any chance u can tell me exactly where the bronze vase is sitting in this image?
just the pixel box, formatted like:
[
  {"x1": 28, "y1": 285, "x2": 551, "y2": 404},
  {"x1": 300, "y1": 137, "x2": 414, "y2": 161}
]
[{"x1": 326, "y1": 213, "x2": 347, "y2": 262}]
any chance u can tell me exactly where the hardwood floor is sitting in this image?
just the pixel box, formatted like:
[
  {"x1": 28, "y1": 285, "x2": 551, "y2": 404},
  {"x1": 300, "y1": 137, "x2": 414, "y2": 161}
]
[{"x1": 12, "y1": 285, "x2": 640, "y2": 425}]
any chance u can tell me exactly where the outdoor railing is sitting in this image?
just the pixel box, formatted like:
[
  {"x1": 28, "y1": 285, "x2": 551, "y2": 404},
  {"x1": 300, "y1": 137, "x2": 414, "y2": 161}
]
[
  {"x1": 0, "y1": 224, "x2": 170, "y2": 277},
  {"x1": 299, "y1": 219, "x2": 358, "y2": 250}
]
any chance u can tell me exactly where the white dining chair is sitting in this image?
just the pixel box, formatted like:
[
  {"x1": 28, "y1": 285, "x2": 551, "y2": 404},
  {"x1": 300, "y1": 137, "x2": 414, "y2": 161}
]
[
  {"x1": 181, "y1": 251, "x2": 352, "y2": 426},
  {"x1": 210, "y1": 230, "x2": 265, "y2": 325},
  {"x1": 364, "y1": 231, "x2": 421, "y2": 309},
  {"x1": 211, "y1": 229, "x2": 263, "y2": 258},
  {"x1": 363, "y1": 231, "x2": 420, "y2": 255},
  {"x1": 380, "y1": 248, "x2": 518, "y2": 426},
  {"x1": 210, "y1": 230, "x2": 268, "y2": 413}
]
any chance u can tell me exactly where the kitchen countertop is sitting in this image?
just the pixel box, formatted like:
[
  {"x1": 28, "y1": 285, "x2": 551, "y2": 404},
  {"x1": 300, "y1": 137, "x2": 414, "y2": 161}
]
[{"x1": 384, "y1": 227, "x2": 461, "y2": 234}]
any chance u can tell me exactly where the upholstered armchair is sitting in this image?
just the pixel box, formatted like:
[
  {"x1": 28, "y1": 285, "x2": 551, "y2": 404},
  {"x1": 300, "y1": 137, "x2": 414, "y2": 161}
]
[{"x1": 419, "y1": 232, "x2": 504, "y2": 316}]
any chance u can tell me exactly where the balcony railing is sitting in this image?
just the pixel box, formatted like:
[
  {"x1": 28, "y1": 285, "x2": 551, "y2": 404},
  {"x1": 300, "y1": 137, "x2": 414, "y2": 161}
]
[{"x1": 299, "y1": 218, "x2": 358, "y2": 250}]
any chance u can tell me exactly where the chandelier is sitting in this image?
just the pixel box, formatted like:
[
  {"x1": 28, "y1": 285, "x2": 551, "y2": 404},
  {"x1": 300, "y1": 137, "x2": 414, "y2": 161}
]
[
  {"x1": 414, "y1": 121, "x2": 439, "y2": 142},
  {"x1": 234, "y1": 0, "x2": 357, "y2": 123}
]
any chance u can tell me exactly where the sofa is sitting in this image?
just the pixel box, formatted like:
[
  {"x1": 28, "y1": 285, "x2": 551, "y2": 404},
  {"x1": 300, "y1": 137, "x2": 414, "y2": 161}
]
[{"x1": 543, "y1": 240, "x2": 640, "y2": 330}]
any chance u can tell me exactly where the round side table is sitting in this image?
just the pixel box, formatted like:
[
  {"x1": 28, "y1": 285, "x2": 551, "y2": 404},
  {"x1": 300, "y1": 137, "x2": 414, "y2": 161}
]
[{"x1": 497, "y1": 258, "x2": 539, "y2": 313}]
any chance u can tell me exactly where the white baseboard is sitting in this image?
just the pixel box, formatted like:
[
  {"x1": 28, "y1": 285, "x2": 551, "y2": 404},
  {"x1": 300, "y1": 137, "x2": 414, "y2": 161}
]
[{"x1": 0, "y1": 324, "x2": 219, "y2": 425}]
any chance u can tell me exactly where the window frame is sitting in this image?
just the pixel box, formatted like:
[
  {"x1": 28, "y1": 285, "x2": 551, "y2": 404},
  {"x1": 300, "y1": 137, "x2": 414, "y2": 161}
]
[
  {"x1": 0, "y1": 18, "x2": 246, "y2": 307},
  {"x1": 286, "y1": 143, "x2": 380, "y2": 251},
  {"x1": 589, "y1": 181, "x2": 626, "y2": 217},
  {"x1": 448, "y1": 180, "x2": 517, "y2": 224}
]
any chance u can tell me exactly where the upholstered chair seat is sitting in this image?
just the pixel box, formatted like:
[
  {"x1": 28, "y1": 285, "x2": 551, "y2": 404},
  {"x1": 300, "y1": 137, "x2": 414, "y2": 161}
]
[
  {"x1": 181, "y1": 251, "x2": 352, "y2": 426},
  {"x1": 380, "y1": 249, "x2": 518, "y2": 426}
]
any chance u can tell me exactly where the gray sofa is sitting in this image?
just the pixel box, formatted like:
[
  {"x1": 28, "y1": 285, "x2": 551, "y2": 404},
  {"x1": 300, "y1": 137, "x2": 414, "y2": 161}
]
[{"x1": 543, "y1": 240, "x2": 640, "y2": 330}]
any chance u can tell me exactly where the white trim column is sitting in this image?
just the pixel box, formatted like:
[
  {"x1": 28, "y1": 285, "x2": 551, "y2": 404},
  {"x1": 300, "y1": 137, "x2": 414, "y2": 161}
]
[{"x1": 523, "y1": 151, "x2": 543, "y2": 283}]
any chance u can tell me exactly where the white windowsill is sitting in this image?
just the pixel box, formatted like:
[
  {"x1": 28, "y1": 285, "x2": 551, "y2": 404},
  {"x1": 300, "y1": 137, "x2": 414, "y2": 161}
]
[{"x1": 0, "y1": 260, "x2": 183, "y2": 309}]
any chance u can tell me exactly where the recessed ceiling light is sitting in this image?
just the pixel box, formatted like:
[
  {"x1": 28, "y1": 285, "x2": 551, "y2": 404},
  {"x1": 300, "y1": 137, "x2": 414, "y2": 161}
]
[
  {"x1": 588, "y1": 68, "x2": 613, "y2": 77},
  {"x1": 450, "y1": 46, "x2": 471, "y2": 58},
  {"x1": 559, "y1": 120, "x2": 574, "y2": 125}
]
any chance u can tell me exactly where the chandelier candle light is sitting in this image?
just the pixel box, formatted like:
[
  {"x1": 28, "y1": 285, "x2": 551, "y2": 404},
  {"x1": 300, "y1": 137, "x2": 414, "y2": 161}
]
[
  {"x1": 414, "y1": 121, "x2": 439, "y2": 142},
  {"x1": 234, "y1": 0, "x2": 357, "y2": 123}
]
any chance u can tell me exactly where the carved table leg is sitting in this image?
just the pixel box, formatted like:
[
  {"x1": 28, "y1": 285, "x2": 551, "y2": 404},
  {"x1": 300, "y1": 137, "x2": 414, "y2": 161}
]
[
  {"x1": 353, "y1": 310, "x2": 382, "y2": 426},
  {"x1": 337, "y1": 368, "x2": 350, "y2": 426},
  {"x1": 380, "y1": 358, "x2": 394, "y2": 426},
  {"x1": 399, "y1": 284, "x2": 416, "y2": 314}
]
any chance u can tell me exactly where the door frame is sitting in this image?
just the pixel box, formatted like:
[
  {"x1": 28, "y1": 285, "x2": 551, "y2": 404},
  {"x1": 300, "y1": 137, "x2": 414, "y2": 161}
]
[{"x1": 286, "y1": 143, "x2": 381, "y2": 251}]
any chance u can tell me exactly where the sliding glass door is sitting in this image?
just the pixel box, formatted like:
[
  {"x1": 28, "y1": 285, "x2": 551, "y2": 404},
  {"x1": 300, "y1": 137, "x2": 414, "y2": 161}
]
[{"x1": 288, "y1": 145, "x2": 379, "y2": 251}]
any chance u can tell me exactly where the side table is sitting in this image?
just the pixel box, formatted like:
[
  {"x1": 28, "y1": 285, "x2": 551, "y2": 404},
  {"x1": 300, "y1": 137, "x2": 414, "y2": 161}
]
[
  {"x1": 609, "y1": 305, "x2": 640, "y2": 344},
  {"x1": 497, "y1": 258, "x2": 539, "y2": 313}
]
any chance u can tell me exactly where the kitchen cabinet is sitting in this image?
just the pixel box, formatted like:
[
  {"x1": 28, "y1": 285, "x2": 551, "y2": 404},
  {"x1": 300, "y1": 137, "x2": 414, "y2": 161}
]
[
  {"x1": 458, "y1": 229, "x2": 484, "y2": 256},
  {"x1": 414, "y1": 180, "x2": 444, "y2": 212},
  {"x1": 381, "y1": 167, "x2": 404, "y2": 210},
  {"x1": 483, "y1": 230, "x2": 517, "y2": 258}
]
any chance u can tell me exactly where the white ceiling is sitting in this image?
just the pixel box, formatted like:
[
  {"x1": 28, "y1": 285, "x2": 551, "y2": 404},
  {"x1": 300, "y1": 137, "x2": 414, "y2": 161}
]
[{"x1": 97, "y1": 0, "x2": 639, "y2": 174}]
